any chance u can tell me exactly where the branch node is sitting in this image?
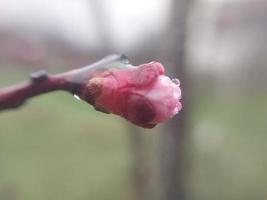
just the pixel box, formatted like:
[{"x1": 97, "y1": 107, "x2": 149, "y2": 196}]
[
  {"x1": 119, "y1": 54, "x2": 129, "y2": 64},
  {"x1": 30, "y1": 70, "x2": 49, "y2": 84}
]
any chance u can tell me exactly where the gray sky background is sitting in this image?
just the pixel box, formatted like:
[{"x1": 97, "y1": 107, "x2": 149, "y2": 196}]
[{"x1": 0, "y1": 0, "x2": 170, "y2": 49}]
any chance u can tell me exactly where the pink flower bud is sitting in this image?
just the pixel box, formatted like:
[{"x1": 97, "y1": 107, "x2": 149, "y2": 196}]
[{"x1": 81, "y1": 62, "x2": 182, "y2": 128}]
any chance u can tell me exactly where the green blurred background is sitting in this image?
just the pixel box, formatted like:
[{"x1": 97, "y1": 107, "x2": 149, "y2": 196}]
[{"x1": 1, "y1": 0, "x2": 267, "y2": 200}]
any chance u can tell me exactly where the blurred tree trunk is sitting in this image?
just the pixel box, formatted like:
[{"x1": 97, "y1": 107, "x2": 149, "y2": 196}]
[
  {"x1": 129, "y1": 126, "x2": 149, "y2": 200},
  {"x1": 159, "y1": 0, "x2": 192, "y2": 200},
  {"x1": 87, "y1": 2, "x2": 151, "y2": 200},
  {"x1": 87, "y1": 0, "x2": 114, "y2": 53}
]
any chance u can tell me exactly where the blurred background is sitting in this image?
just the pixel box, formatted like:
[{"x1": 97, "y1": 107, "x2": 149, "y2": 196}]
[{"x1": 0, "y1": 0, "x2": 267, "y2": 199}]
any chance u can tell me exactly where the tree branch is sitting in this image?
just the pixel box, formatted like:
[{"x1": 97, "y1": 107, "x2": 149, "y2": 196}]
[{"x1": 0, "y1": 54, "x2": 129, "y2": 111}]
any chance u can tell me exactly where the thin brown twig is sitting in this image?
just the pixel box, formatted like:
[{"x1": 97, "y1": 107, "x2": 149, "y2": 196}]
[{"x1": 0, "y1": 54, "x2": 128, "y2": 111}]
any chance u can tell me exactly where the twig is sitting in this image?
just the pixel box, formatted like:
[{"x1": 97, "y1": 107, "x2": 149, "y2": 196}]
[{"x1": 0, "y1": 54, "x2": 129, "y2": 111}]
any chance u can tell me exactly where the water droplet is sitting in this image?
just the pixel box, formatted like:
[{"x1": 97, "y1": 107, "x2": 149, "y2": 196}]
[
  {"x1": 73, "y1": 94, "x2": 81, "y2": 101},
  {"x1": 172, "y1": 78, "x2": 180, "y2": 86}
]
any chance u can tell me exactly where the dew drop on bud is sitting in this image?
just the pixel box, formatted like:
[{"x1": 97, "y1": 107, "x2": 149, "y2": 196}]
[
  {"x1": 172, "y1": 78, "x2": 180, "y2": 86},
  {"x1": 73, "y1": 94, "x2": 81, "y2": 101}
]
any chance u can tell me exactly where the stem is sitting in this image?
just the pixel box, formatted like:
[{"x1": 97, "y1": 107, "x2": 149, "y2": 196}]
[
  {"x1": 0, "y1": 54, "x2": 128, "y2": 111},
  {"x1": 0, "y1": 74, "x2": 67, "y2": 110}
]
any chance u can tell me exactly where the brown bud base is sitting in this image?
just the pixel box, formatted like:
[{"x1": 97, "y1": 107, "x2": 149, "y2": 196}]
[{"x1": 79, "y1": 77, "x2": 110, "y2": 114}]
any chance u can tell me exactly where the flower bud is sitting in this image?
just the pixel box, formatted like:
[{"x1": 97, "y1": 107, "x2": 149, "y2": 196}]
[{"x1": 80, "y1": 62, "x2": 182, "y2": 128}]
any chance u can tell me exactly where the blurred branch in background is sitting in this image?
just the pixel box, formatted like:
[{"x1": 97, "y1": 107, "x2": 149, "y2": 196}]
[
  {"x1": 129, "y1": 125, "x2": 149, "y2": 200},
  {"x1": 87, "y1": 0, "x2": 114, "y2": 53},
  {"x1": 87, "y1": 2, "x2": 151, "y2": 200}
]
